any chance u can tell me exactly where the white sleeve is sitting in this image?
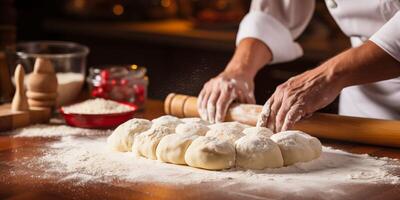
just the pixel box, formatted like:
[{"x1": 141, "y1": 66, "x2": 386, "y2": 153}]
[
  {"x1": 236, "y1": 0, "x2": 315, "y2": 64},
  {"x1": 370, "y1": 11, "x2": 400, "y2": 62}
]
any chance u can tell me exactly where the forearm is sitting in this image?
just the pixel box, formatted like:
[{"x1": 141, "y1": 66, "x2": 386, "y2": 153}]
[
  {"x1": 224, "y1": 38, "x2": 272, "y2": 79},
  {"x1": 322, "y1": 41, "x2": 400, "y2": 88}
]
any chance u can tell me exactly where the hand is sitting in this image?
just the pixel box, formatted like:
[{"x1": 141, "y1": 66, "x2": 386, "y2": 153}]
[
  {"x1": 198, "y1": 71, "x2": 256, "y2": 123},
  {"x1": 198, "y1": 38, "x2": 273, "y2": 123},
  {"x1": 257, "y1": 66, "x2": 344, "y2": 132}
]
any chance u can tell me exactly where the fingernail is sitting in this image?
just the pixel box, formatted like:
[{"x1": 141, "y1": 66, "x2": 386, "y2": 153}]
[
  {"x1": 209, "y1": 114, "x2": 215, "y2": 123},
  {"x1": 216, "y1": 114, "x2": 222, "y2": 123}
]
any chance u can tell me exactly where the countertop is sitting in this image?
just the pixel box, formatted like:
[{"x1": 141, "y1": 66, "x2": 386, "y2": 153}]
[{"x1": 0, "y1": 99, "x2": 399, "y2": 200}]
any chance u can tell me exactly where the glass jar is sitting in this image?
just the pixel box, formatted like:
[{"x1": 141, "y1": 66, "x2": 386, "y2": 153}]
[
  {"x1": 87, "y1": 65, "x2": 148, "y2": 110},
  {"x1": 6, "y1": 41, "x2": 89, "y2": 106}
]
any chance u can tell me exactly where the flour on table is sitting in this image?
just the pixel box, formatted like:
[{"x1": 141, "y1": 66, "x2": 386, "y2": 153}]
[
  {"x1": 8, "y1": 124, "x2": 111, "y2": 138},
  {"x1": 5, "y1": 125, "x2": 400, "y2": 199},
  {"x1": 18, "y1": 136, "x2": 399, "y2": 187},
  {"x1": 62, "y1": 98, "x2": 133, "y2": 114}
]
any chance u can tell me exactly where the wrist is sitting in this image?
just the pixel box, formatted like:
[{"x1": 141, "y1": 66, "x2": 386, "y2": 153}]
[
  {"x1": 319, "y1": 55, "x2": 352, "y2": 90},
  {"x1": 223, "y1": 61, "x2": 257, "y2": 80}
]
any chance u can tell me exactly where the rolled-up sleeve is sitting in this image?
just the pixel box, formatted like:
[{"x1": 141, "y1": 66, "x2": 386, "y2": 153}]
[
  {"x1": 236, "y1": 0, "x2": 315, "y2": 64},
  {"x1": 370, "y1": 11, "x2": 400, "y2": 62}
]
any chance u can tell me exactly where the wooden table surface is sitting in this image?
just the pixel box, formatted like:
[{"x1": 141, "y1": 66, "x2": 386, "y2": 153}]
[{"x1": 1, "y1": 99, "x2": 400, "y2": 200}]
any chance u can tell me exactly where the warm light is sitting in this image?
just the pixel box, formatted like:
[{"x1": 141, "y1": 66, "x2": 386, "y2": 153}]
[
  {"x1": 73, "y1": 0, "x2": 85, "y2": 10},
  {"x1": 112, "y1": 4, "x2": 124, "y2": 16},
  {"x1": 161, "y1": 0, "x2": 171, "y2": 8},
  {"x1": 216, "y1": 0, "x2": 228, "y2": 10},
  {"x1": 131, "y1": 64, "x2": 138, "y2": 70}
]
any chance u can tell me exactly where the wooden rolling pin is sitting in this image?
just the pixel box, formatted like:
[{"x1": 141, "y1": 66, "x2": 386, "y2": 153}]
[{"x1": 164, "y1": 93, "x2": 400, "y2": 148}]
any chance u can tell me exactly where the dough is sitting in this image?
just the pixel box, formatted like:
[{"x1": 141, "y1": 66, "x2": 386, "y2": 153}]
[
  {"x1": 175, "y1": 122, "x2": 209, "y2": 136},
  {"x1": 107, "y1": 118, "x2": 152, "y2": 152},
  {"x1": 156, "y1": 133, "x2": 198, "y2": 165},
  {"x1": 235, "y1": 134, "x2": 283, "y2": 169},
  {"x1": 185, "y1": 136, "x2": 236, "y2": 170},
  {"x1": 206, "y1": 122, "x2": 245, "y2": 143},
  {"x1": 132, "y1": 126, "x2": 174, "y2": 159},
  {"x1": 208, "y1": 121, "x2": 249, "y2": 132},
  {"x1": 151, "y1": 115, "x2": 182, "y2": 130},
  {"x1": 270, "y1": 130, "x2": 322, "y2": 166},
  {"x1": 242, "y1": 127, "x2": 273, "y2": 137},
  {"x1": 181, "y1": 117, "x2": 210, "y2": 125}
]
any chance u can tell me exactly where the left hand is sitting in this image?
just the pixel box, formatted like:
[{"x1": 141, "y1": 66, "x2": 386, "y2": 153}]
[
  {"x1": 257, "y1": 40, "x2": 400, "y2": 132},
  {"x1": 257, "y1": 66, "x2": 344, "y2": 132}
]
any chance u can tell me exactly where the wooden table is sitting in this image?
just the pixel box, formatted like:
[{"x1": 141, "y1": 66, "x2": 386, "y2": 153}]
[{"x1": 0, "y1": 100, "x2": 399, "y2": 200}]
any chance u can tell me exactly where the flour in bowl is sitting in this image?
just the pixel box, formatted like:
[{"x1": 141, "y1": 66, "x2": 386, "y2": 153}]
[{"x1": 62, "y1": 98, "x2": 133, "y2": 114}]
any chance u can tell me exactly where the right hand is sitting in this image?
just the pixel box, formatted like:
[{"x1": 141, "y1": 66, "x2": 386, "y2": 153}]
[{"x1": 198, "y1": 71, "x2": 256, "y2": 123}]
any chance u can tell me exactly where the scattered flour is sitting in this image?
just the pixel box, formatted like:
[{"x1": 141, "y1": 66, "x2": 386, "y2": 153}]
[
  {"x1": 62, "y1": 98, "x2": 133, "y2": 114},
  {"x1": 9, "y1": 124, "x2": 111, "y2": 138},
  {"x1": 23, "y1": 136, "x2": 400, "y2": 186},
  {"x1": 5, "y1": 125, "x2": 400, "y2": 198}
]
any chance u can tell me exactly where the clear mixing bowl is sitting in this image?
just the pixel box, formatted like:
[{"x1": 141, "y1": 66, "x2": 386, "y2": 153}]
[{"x1": 7, "y1": 41, "x2": 89, "y2": 106}]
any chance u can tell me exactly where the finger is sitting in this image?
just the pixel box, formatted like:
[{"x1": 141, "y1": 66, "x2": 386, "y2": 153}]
[
  {"x1": 244, "y1": 91, "x2": 256, "y2": 104},
  {"x1": 257, "y1": 99, "x2": 272, "y2": 128},
  {"x1": 236, "y1": 90, "x2": 246, "y2": 103},
  {"x1": 229, "y1": 79, "x2": 246, "y2": 103},
  {"x1": 242, "y1": 82, "x2": 256, "y2": 104},
  {"x1": 207, "y1": 89, "x2": 220, "y2": 123},
  {"x1": 267, "y1": 93, "x2": 283, "y2": 133},
  {"x1": 197, "y1": 88, "x2": 207, "y2": 120},
  {"x1": 215, "y1": 88, "x2": 236, "y2": 123},
  {"x1": 275, "y1": 95, "x2": 296, "y2": 132},
  {"x1": 281, "y1": 104, "x2": 306, "y2": 131},
  {"x1": 200, "y1": 88, "x2": 211, "y2": 121}
]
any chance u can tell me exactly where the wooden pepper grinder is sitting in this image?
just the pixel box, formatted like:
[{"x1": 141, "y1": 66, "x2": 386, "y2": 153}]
[
  {"x1": 26, "y1": 58, "x2": 58, "y2": 109},
  {"x1": 11, "y1": 64, "x2": 29, "y2": 111}
]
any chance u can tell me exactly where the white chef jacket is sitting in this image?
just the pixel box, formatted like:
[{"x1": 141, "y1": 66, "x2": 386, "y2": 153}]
[{"x1": 236, "y1": 0, "x2": 400, "y2": 119}]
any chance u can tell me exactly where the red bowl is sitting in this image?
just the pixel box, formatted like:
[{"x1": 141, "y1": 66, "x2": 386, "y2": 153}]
[{"x1": 59, "y1": 104, "x2": 138, "y2": 129}]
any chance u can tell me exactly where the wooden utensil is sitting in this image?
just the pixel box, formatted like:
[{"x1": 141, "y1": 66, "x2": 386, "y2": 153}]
[
  {"x1": 26, "y1": 58, "x2": 58, "y2": 109},
  {"x1": 11, "y1": 64, "x2": 29, "y2": 111},
  {"x1": 164, "y1": 93, "x2": 400, "y2": 148},
  {"x1": 26, "y1": 91, "x2": 57, "y2": 101},
  {"x1": 28, "y1": 99, "x2": 56, "y2": 107}
]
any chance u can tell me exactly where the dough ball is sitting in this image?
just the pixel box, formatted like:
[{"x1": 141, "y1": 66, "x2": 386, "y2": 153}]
[
  {"x1": 185, "y1": 136, "x2": 236, "y2": 170},
  {"x1": 301, "y1": 133, "x2": 322, "y2": 158},
  {"x1": 107, "y1": 118, "x2": 152, "y2": 152},
  {"x1": 270, "y1": 130, "x2": 322, "y2": 166},
  {"x1": 235, "y1": 134, "x2": 283, "y2": 169},
  {"x1": 176, "y1": 122, "x2": 209, "y2": 136},
  {"x1": 151, "y1": 115, "x2": 182, "y2": 129},
  {"x1": 181, "y1": 117, "x2": 210, "y2": 125},
  {"x1": 132, "y1": 126, "x2": 174, "y2": 159},
  {"x1": 208, "y1": 121, "x2": 249, "y2": 131},
  {"x1": 156, "y1": 133, "x2": 198, "y2": 165},
  {"x1": 242, "y1": 127, "x2": 273, "y2": 137},
  {"x1": 206, "y1": 122, "x2": 245, "y2": 143}
]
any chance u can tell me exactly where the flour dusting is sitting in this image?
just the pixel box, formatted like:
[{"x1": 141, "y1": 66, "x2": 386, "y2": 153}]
[
  {"x1": 9, "y1": 124, "x2": 111, "y2": 138},
  {"x1": 6, "y1": 125, "x2": 400, "y2": 198}
]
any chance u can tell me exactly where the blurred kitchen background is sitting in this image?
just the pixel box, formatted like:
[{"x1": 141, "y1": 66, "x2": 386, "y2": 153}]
[{"x1": 0, "y1": 0, "x2": 350, "y2": 113}]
